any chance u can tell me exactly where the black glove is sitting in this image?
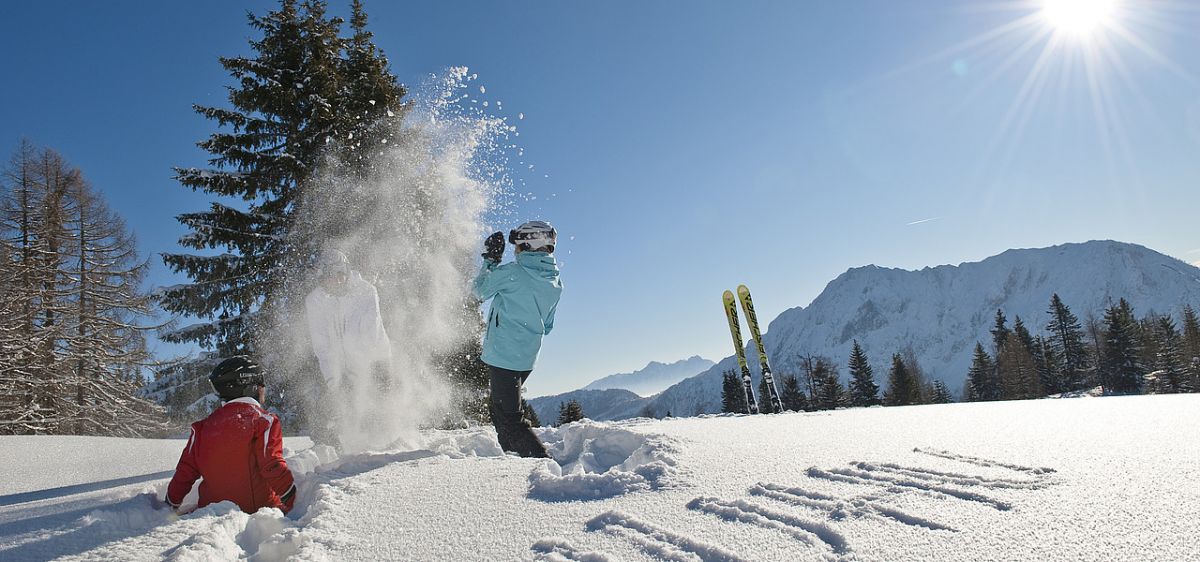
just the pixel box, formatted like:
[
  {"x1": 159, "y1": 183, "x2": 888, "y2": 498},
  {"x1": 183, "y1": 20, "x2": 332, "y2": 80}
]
[{"x1": 482, "y1": 231, "x2": 505, "y2": 263}]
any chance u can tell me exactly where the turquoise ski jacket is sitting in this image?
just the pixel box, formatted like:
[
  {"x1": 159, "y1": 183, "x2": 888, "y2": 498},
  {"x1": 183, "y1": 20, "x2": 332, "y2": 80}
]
[{"x1": 472, "y1": 251, "x2": 563, "y2": 372}]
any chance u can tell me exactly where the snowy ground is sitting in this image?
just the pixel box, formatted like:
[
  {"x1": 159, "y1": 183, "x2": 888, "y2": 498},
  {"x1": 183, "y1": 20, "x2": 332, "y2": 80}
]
[{"x1": 1, "y1": 394, "x2": 1197, "y2": 561}]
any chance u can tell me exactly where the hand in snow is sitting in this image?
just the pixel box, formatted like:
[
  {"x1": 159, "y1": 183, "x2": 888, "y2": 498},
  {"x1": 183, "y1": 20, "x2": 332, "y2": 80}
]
[{"x1": 482, "y1": 231, "x2": 505, "y2": 263}]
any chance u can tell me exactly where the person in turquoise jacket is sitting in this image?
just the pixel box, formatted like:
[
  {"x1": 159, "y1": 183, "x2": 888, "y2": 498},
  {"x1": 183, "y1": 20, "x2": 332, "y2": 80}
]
[{"x1": 473, "y1": 220, "x2": 562, "y2": 457}]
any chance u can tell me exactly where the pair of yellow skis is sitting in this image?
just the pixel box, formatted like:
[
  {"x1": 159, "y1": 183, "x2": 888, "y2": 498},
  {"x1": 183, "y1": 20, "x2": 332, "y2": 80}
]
[{"x1": 723, "y1": 285, "x2": 783, "y2": 414}]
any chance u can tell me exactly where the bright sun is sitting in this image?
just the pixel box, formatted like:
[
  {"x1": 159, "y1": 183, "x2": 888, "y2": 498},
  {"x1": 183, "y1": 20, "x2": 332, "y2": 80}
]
[{"x1": 1041, "y1": 0, "x2": 1118, "y2": 36}]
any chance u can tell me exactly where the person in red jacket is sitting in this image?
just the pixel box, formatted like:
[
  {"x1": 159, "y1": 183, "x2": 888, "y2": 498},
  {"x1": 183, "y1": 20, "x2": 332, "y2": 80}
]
[{"x1": 166, "y1": 356, "x2": 297, "y2": 514}]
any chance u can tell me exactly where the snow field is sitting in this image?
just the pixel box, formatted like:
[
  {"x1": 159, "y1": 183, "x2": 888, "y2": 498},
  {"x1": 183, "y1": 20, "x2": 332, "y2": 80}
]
[{"x1": 2, "y1": 394, "x2": 1198, "y2": 560}]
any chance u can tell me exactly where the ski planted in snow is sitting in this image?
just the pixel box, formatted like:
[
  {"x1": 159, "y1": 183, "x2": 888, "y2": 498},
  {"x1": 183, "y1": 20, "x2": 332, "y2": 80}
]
[
  {"x1": 723, "y1": 289, "x2": 759, "y2": 414},
  {"x1": 737, "y1": 284, "x2": 784, "y2": 412}
]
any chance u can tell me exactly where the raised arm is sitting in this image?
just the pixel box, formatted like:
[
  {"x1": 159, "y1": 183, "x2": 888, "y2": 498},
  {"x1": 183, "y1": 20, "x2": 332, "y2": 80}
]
[
  {"x1": 472, "y1": 261, "x2": 510, "y2": 301},
  {"x1": 165, "y1": 425, "x2": 202, "y2": 510},
  {"x1": 254, "y1": 414, "x2": 296, "y2": 513}
]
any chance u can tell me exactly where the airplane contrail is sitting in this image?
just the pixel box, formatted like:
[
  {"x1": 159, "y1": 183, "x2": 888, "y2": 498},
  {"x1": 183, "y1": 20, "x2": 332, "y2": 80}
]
[{"x1": 906, "y1": 217, "x2": 940, "y2": 226}]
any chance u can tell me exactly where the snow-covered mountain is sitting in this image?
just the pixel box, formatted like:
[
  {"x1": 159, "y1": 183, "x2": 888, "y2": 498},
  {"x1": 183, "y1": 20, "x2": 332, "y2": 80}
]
[
  {"x1": 646, "y1": 240, "x2": 1200, "y2": 418},
  {"x1": 581, "y1": 356, "x2": 715, "y2": 397}
]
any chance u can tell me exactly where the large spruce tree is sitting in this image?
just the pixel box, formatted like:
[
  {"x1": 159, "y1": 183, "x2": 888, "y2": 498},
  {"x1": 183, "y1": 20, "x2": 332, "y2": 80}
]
[
  {"x1": 884, "y1": 353, "x2": 920, "y2": 406},
  {"x1": 846, "y1": 340, "x2": 880, "y2": 407},
  {"x1": 160, "y1": 0, "x2": 403, "y2": 353},
  {"x1": 1100, "y1": 299, "x2": 1142, "y2": 394},
  {"x1": 1149, "y1": 315, "x2": 1185, "y2": 393},
  {"x1": 965, "y1": 342, "x2": 997, "y2": 401},
  {"x1": 1183, "y1": 305, "x2": 1200, "y2": 392},
  {"x1": 810, "y1": 358, "x2": 845, "y2": 411},
  {"x1": 1045, "y1": 294, "x2": 1088, "y2": 391},
  {"x1": 778, "y1": 373, "x2": 808, "y2": 412},
  {"x1": 158, "y1": 1, "x2": 408, "y2": 423},
  {"x1": 720, "y1": 369, "x2": 752, "y2": 414}
]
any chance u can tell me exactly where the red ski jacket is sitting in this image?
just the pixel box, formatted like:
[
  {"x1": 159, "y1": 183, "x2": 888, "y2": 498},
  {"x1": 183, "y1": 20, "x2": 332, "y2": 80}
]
[{"x1": 166, "y1": 397, "x2": 296, "y2": 514}]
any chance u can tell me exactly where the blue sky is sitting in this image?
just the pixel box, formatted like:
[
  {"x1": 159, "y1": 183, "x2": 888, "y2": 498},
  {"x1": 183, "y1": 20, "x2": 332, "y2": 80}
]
[{"x1": 3, "y1": 1, "x2": 1199, "y2": 397}]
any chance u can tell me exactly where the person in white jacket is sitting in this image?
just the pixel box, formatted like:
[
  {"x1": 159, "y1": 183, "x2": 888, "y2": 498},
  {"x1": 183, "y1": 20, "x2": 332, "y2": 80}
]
[{"x1": 304, "y1": 250, "x2": 393, "y2": 449}]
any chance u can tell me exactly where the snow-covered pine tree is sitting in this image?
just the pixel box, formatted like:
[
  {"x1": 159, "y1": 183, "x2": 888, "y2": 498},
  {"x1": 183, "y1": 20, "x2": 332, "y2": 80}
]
[
  {"x1": 1148, "y1": 315, "x2": 1185, "y2": 394},
  {"x1": 1013, "y1": 316, "x2": 1051, "y2": 393},
  {"x1": 846, "y1": 340, "x2": 880, "y2": 407},
  {"x1": 1100, "y1": 299, "x2": 1142, "y2": 394},
  {"x1": 162, "y1": 0, "x2": 345, "y2": 354},
  {"x1": 1045, "y1": 294, "x2": 1088, "y2": 392},
  {"x1": 1182, "y1": 305, "x2": 1200, "y2": 392},
  {"x1": 965, "y1": 342, "x2": 996, "y2": 401},
  {"x1": 778, "y1": 373, "x2": 808, "y2": 412},
  {"x1": 900, "y1": 346, "x2": 930, "y2": 404},
  {"x1": 884, "y1": 353, "x2": 919, "y2": 406},
  {"x1": 811, "y1": 359, "x2": 845, "y2": 411},
  {"x1": 929, "y1": 380, "x2": 953, "y2": 403},
  {"x1": 557, "y1": 399, "x2": 584, "y2": 426},
  {"x1": 158, "y1": 0, "x2": 410, "y2": 424},
  {"x1": 720, "y1": 370, "x2": 747, "y2": 413},
  {"x1": 1036, "y1": 335, "x2": 1063, "y2": 395}
]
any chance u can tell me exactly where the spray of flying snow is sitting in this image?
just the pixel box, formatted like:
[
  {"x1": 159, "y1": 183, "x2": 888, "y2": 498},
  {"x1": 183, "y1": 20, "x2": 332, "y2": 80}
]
[{"x1": 267, "y1": 67, "x2": 522, "y2": 453}]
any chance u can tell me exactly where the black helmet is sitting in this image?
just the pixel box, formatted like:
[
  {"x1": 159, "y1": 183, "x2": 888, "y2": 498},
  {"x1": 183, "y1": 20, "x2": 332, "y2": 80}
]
[{"x1": 209, "y1": 356, "x2": 265, "y2": 401}]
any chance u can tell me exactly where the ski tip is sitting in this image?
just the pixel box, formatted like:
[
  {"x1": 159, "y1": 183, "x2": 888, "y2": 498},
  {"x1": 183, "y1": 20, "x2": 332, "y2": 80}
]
[
  {"x1": 723, "y1": 289, "x2": 734, "y2": 301},
  {"x1": 737, "y1": 284, "x2": 750, "y2": 295}
]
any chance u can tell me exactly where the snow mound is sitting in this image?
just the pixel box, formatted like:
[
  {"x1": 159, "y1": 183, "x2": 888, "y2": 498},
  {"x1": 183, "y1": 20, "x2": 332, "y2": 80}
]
[
  {"x1": 528, "y1": 421, "x2": 681, "y2": 502},
  {"x1": 425, "y1": 428, "x2": 507, "y2": 458}
]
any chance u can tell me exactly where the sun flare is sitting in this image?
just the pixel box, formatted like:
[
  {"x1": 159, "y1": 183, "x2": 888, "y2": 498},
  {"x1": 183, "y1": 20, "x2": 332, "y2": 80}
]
[{"x1": 1041, "y1": 0, "x2": 1118, "y2": 36}]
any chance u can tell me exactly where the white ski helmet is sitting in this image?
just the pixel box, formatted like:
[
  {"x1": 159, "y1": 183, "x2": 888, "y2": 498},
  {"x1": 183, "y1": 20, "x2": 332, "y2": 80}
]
[
  {"x1": 318, "y1": 249, "x2": 350, "y2": 276},
  {"x1": 508, "y1": 220, "x2": 557, "y2": 252}
]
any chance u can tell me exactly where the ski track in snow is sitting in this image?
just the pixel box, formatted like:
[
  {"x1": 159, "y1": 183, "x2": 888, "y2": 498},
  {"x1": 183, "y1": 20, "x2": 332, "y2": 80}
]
[
  {"x1": 806, "y1": 466, "x2": 1015, "y2": 511},
  {"x1": 749, "y1": 482, "x2": 957, "y2": 532},
  {"x1": 913, "y1": 447, "x2": 1057, "y2": 475},
  {"x1": 685, "y1": 496, "x2": 848, "y2": 554},
  {"x1": 523, "y1": 447, "x2": 1065, "y2": 560},
  {"x1": 585, "y1": 510, "x2": 749, "y2": 562},
  {"x1": 529, "y1": 538, "x2": 615, "y2": 562},
  {"x1": 849, "y1": 461, "x2": 1051, "y2": 490}
]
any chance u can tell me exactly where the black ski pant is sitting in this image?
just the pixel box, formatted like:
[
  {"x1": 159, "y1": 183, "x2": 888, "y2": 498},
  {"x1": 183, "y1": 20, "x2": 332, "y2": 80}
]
[{"x1": 488, "y1": 365, "x2": 549, "y2": 458}]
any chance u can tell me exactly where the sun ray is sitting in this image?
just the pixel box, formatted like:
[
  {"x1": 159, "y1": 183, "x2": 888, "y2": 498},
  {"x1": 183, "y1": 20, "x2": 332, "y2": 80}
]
[
  {"x1": 952, "y1": 23, "x2": 1056, "y2": 115},
  {"x1": 1105, "y1": 20, "x2": 1200, "y2": 85},
  {"x1": 985, "y1": 32, "x2": 1063, "y2": 165},
  {"x1": 859, "y1": 12, "x2": 1046, "y2": 90}
]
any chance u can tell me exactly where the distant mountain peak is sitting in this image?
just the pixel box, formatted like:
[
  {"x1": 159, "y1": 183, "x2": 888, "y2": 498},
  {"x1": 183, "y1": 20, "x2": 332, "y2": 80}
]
[{"x1": 580, "y1": 356, "x2": 716, "y2": 397}]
